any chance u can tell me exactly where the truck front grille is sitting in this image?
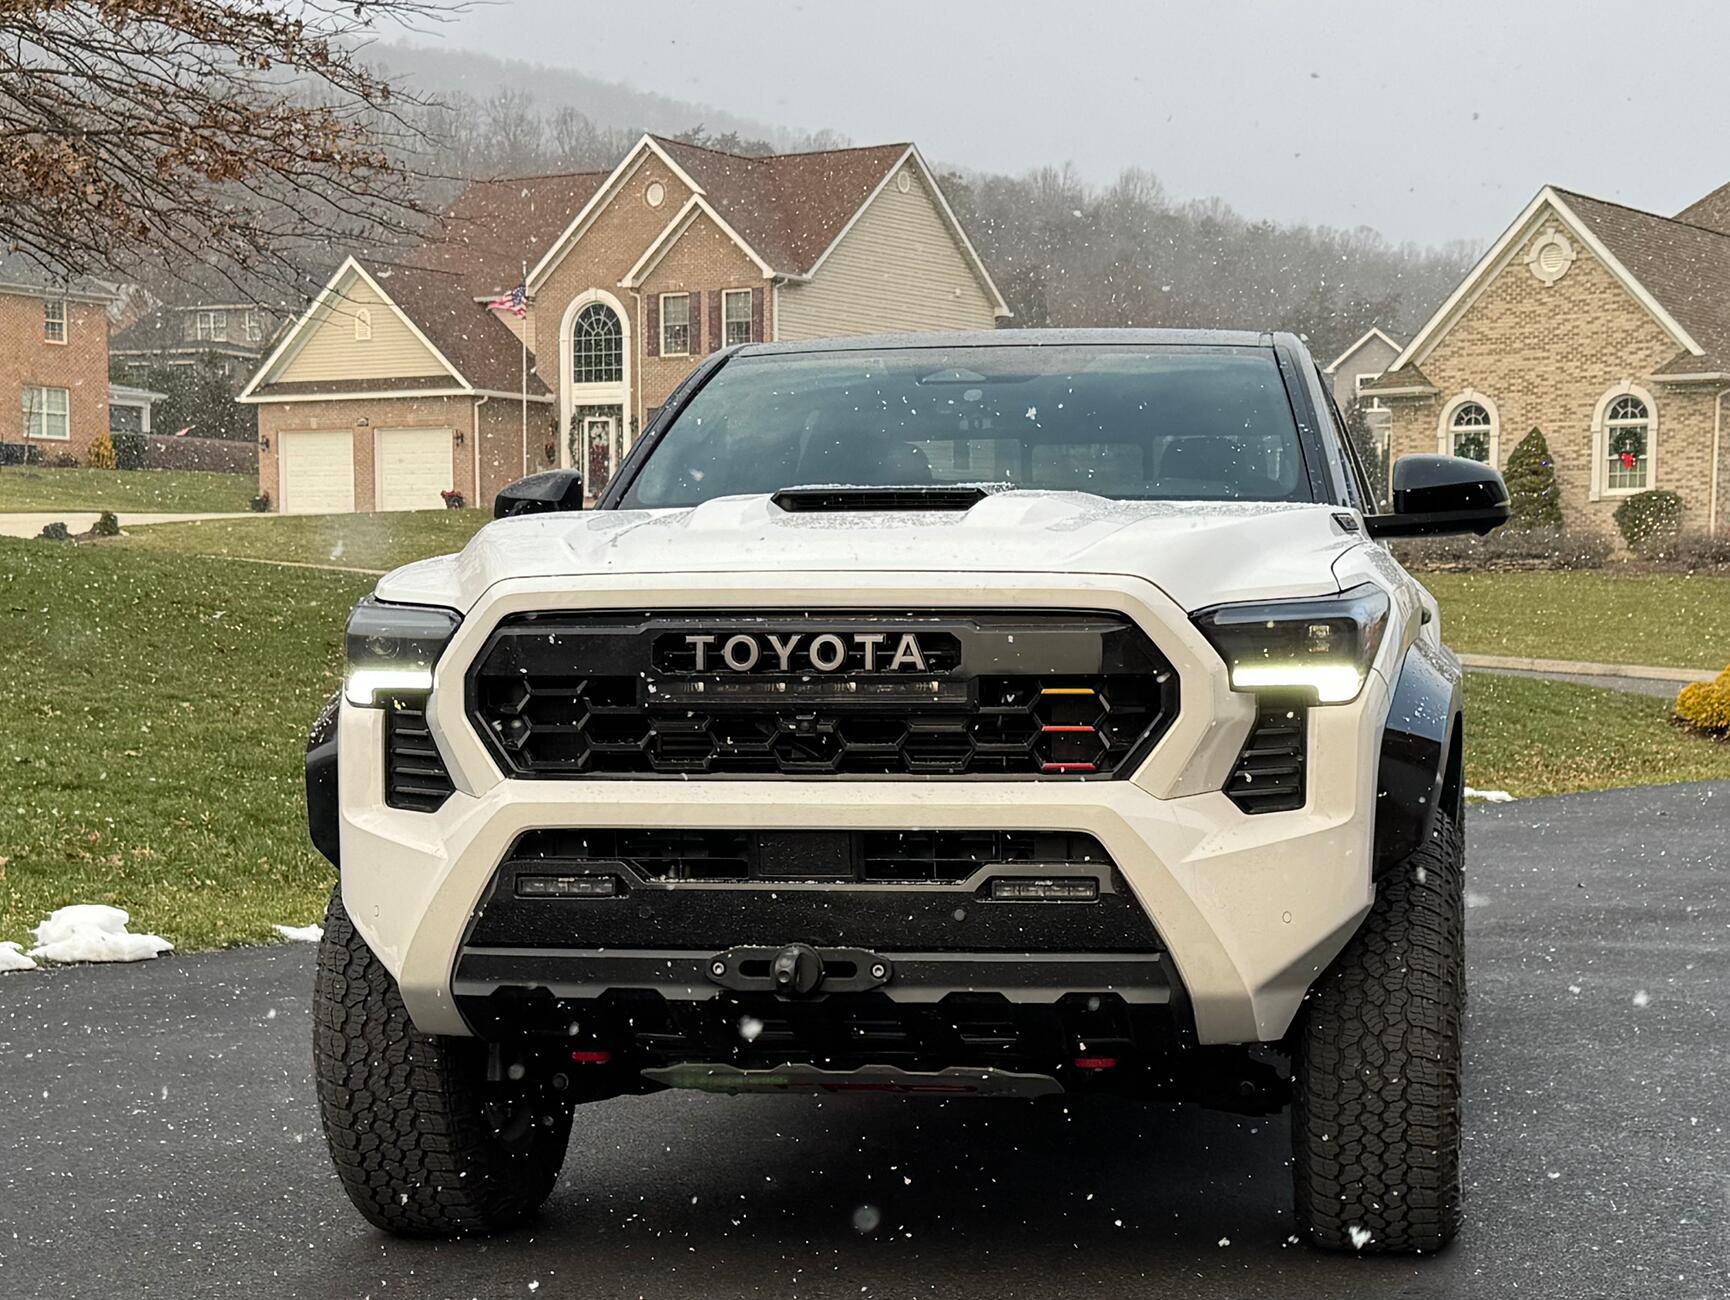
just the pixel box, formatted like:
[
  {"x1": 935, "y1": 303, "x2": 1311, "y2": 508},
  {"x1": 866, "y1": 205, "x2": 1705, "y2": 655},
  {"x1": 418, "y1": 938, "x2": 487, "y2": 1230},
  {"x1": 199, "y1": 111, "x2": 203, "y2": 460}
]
[{"x1": 466, "y1": 611, "x2": 1176, "y2": 779}]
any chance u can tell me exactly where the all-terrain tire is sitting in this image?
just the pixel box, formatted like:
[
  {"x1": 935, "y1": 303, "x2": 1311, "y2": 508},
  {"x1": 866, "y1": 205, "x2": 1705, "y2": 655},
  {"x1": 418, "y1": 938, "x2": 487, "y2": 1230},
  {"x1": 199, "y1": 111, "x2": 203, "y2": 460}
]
[
  {"x1": 312, "y1": 887, "x2": 573, "y2": 1236},
  {"x1": 1292, "y1": 812, "x2": 1465, "y2": 1253}
]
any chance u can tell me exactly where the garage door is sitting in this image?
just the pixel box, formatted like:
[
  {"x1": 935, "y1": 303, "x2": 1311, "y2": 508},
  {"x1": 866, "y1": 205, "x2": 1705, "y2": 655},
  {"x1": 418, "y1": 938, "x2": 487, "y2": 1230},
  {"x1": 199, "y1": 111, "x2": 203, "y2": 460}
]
[
  {"x1": 375, "y1": 427, "x2": 453, "y2": 512},
  {"x1": 279, "y1": 430, "x2": 355, "y2": 515}
]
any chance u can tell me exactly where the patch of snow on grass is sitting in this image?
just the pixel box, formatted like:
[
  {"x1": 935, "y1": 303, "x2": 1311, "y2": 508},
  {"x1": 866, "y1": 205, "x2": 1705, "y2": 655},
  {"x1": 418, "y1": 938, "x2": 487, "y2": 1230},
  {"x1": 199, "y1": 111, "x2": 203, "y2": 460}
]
[
  {"x1": 1464, "y1": 786, "x2": 1515, "y2": 803},
  {"x1": 273, "y1": 923, "x2": 324, "y2": 943},
  {"x1": 0, "y1": 941, "x2": 37, "y2": 972},
  {"x1": 28, "y1": 905, "x2": 172, "y2": 964}
]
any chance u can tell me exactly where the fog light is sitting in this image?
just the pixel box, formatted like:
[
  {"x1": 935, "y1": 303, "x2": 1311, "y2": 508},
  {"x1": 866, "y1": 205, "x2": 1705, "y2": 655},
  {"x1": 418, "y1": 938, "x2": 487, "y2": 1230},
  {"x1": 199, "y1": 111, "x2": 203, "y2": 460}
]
[
  {"x1": 516, "y1": 875, "x2": 620, "y2": 898},
  {"x1": 989, "y1": 877, "x2": 1099, "y2": 902}
]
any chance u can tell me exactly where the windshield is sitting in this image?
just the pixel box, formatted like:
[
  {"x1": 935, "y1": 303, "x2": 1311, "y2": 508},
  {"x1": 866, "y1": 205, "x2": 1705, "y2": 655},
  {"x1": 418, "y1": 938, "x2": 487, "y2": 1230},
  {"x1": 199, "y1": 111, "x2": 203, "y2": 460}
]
[{"x1": 621, "y1": 345, "x2": 1310, "y2": 507}]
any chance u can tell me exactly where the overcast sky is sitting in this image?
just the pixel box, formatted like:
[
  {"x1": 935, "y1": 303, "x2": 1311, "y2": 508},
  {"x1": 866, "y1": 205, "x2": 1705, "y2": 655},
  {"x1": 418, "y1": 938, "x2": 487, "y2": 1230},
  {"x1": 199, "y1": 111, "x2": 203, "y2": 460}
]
[{"x1": 424, "y1": 0, "x2": 1730, "y2": 248}]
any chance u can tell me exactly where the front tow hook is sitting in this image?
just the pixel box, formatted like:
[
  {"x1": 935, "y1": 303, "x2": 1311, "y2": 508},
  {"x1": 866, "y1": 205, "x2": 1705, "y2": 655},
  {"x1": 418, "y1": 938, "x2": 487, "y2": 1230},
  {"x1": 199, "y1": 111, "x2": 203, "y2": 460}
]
[
  {"x1": 705, "y1": 945, "x2": 893, "y2": 996},
  {"x1": 771, "y1": 943, "x2": 826, "y2": 995}
]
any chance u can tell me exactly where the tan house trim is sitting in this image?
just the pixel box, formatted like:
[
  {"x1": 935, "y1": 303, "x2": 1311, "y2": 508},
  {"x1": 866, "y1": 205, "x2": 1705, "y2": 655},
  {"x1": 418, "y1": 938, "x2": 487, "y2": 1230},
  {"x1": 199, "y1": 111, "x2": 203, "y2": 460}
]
[
  {"x1": 1390, "y1": 187, "x2": 1704, "y2": 375},
  {"x1": 239, "y1": 257, "x2": 466, "y2": 402},
  {"x1": 1323, "y1": 326, "x2": 1402, "y2": 375},
  {"x1": 619, "y1": 195, "x2": 777, "y2": 289},
  {"x1": 802, "y1": 145, "x2": 1010, "y2": 319},
  {"x1": 526, "y1": 136, "x2": 708, "y2": 294}
]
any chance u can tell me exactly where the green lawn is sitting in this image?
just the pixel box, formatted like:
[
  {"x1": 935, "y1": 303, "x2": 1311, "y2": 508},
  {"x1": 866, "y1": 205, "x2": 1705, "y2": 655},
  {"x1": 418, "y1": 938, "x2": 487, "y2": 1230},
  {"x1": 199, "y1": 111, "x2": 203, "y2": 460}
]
[
  {"x1": 123, "y1": 509, "x2": 487, "y2": 572},
  {"x1": 1424, "y1": 571, "x2": 1730, "y2": 672},
  {"x1": 0, "y1": 466, "x2": 256, "y2": 514},
  {"x1": 1464, "y1": 672, "x2": 1730, "y2": 798},
  {"x1": 2, "y1": 540, "x2": 1727, "y2": 955},
  {"x1": 118, "y1": 513, "x2": 1730, "y2": 674},
  {"x1": 0, "y1": 539, "x2": 371, "y2": 952}
]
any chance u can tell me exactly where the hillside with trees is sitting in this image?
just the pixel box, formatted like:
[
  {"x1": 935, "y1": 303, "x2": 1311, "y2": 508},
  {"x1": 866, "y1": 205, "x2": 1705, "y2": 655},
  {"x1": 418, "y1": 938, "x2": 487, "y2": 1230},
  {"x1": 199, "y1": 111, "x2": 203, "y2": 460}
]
[{"x1": 372, "y1": 45, "x2": 1473, "y2": 361}]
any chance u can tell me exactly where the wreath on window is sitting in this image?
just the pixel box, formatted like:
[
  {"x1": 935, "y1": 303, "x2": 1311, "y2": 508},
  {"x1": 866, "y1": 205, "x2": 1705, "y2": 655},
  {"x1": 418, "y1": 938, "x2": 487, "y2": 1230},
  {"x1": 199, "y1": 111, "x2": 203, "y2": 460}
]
[{"x1": 1609, "y1": 427, "x2": 1643, "y2": 471}]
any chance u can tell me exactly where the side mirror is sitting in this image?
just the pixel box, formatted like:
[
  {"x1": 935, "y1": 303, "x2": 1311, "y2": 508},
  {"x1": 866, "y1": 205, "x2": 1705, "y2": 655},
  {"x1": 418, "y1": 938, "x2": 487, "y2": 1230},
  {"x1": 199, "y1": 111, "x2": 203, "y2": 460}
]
[
  {"x1": 1364, "y1": 455, "x2": 1510, "y2": 539},
  {"x1": 494, "y1": 469, "x2": 584, "y2": 519}
]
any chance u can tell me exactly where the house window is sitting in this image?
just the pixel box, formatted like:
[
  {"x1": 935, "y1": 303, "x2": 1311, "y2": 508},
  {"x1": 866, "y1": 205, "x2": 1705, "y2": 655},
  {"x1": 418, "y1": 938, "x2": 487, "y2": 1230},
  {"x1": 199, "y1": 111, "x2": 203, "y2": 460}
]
[
  {"x1": 1448, "y1": 401, "x2": 1494, "y2": 462},
  {"x1": 1604, "y1": 394, "x2": 1652, "y2": 493},
  {"x1": 195, "y1": 309, "x2": 227, "y2": 342},
  {"x1": 572, "y1": 302, "x2": 623, "y2": 385},
  {"x1": 660, "y1": 293, "x2": 691, "y2": 356},
  {"x1": 353, "y1": 308, "x2": 372, "y2": 341},
  {"x1": 244, "y1": 311, "x2": 263, "y2": 343},
  {"x1": 723, "y1": 289, "x2": 753, "y2": 347},
  {"x1": 43, "y1": 299, "x2": 66, "y2": 344},
  {"x1": 21, "y1": 386, "x2": 70, "y2": 441}
]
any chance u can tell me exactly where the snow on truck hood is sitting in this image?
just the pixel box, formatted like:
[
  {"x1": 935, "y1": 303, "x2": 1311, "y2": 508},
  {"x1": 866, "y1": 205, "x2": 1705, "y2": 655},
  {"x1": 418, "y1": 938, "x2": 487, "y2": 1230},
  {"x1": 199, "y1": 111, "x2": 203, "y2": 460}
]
[{"x1": 375, "y1": 491, "x2": 1364, "y2": 613}]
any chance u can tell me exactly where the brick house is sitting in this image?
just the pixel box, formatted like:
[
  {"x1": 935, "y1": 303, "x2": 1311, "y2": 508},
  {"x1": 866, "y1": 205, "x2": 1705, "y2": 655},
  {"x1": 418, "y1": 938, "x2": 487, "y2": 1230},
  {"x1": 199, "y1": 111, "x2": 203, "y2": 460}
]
[
  {"x1": 1365, "y1": 184, "x2": 1730, "y2": 536},
  {"x1": 240, "y1": 134, "x2": 1009, "y2": 514},
  {"x1": 0, "y1": 256, "x2": 115, "y2": 465}
]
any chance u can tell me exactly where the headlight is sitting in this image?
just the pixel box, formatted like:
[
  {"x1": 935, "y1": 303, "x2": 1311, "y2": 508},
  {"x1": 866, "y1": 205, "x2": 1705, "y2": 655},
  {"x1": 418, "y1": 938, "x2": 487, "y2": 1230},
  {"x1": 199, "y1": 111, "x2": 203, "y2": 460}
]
[
  {"x1": 1192, "y1": 582, "x2": 1390, "y2": 705},
  {"x1": 343, "y1": 597, "x2": 461, "y2": 708}
]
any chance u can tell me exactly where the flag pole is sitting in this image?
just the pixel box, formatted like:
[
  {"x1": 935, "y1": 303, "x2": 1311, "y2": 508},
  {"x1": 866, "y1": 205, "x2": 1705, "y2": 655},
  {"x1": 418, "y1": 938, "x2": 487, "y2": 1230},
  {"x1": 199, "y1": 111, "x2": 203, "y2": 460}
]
[{"x1": 520, "y1": 260, "x2": 529, "y2": 476}]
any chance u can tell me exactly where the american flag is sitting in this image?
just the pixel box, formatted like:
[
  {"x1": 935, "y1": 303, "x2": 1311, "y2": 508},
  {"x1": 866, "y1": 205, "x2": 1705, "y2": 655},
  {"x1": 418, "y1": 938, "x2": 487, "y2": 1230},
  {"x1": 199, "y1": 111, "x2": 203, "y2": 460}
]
[{"x1": 488, "y1": 283, "x2": 527, "y2": 318}]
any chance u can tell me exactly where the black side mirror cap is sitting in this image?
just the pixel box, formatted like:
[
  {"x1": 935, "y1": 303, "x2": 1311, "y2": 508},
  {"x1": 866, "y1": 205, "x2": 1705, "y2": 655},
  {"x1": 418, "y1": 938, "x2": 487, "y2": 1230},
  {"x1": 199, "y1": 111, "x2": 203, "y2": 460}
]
[
  {"x1": 494, "y1": 469, "x2": 585, "y2": 519},
  {"x1": 1364, "y1": 455, "x2": 1511, "y2": 539}
]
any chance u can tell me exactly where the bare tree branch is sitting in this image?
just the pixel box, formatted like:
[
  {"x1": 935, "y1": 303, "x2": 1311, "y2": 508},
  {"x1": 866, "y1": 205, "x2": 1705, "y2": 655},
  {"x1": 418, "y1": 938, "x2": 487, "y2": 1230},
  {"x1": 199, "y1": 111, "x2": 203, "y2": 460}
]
[{"x1": 0, "y1": 0, "x2": 464, "y2": 297}]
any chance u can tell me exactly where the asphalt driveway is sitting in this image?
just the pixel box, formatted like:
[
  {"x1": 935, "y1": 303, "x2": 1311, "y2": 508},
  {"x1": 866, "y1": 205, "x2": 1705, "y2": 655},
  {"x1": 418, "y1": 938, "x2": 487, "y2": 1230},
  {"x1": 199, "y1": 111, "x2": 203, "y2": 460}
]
[{"x1": 1, "y1": 781, "x2": 1725, "y2": 1299}]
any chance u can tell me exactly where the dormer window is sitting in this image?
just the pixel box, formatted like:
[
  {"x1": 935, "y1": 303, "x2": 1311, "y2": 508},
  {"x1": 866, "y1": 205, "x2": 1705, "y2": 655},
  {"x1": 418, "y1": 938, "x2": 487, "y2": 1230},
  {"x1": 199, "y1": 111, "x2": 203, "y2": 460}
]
[{"x1": 194, "y1": 309, "x2": 227, "y2": 342}]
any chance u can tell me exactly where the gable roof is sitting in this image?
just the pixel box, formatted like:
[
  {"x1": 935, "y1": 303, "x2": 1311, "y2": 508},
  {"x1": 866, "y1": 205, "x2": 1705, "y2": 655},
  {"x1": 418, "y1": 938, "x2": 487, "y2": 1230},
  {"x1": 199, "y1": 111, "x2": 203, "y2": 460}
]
[
  {"x1": 422, "y1": 169, "x2": 611, "y2": 296},
  {"x1": 1373, "y1": 185, "x2": 1730, "y2": 392},
  {"x1": 1676, "y1": 182, "x2": 1730, "y2": 237},
  {"x1": 520, "y1": 134, "x2": 1007, "y2": 313},
  {"x1": 1322, "y1": 326, "x2": 1402, "y2": 375},
  {"x1": 240, "y1": 256, "x2": 550, "y2": 402}
]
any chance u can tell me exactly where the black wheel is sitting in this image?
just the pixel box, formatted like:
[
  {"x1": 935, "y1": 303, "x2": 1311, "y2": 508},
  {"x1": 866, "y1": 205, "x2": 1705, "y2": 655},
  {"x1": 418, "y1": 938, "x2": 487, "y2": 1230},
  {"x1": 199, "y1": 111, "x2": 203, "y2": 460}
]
[
  {"x1": 313, "y1": 887, "x2": 574, "y2": 1236},
  {"x1": 1292, "y1": 812, "x2": 1464, "y2": 1253}
]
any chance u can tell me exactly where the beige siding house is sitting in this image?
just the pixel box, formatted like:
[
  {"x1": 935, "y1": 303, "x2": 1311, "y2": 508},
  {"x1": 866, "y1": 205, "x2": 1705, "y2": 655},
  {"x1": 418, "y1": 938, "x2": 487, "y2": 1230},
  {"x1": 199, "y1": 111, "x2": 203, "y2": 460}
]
[
  {"x1": 777, "y1": 167, "x2": 1000, "y2": 338},
  {"x1": 1366, "y1": 183, "x2": 1730, "y2": 538},
  {"x1": 241, "y1": 134, "x2": 1007, "y2": 513}
]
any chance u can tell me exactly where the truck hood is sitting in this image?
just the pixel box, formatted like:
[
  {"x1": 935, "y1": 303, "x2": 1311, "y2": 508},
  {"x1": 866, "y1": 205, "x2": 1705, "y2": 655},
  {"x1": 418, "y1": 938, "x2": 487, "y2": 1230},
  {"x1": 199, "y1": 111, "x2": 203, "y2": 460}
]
[{"x1": 377, "y1": 491, "x2": 1364, "y2": 613}]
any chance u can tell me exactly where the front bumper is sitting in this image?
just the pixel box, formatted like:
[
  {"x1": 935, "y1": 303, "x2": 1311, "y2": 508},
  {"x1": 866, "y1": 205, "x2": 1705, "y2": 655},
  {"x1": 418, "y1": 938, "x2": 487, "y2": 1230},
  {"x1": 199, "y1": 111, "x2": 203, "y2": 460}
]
[{"x1": 337, "y1": 569, "x2": 1393, "y2": 1045}]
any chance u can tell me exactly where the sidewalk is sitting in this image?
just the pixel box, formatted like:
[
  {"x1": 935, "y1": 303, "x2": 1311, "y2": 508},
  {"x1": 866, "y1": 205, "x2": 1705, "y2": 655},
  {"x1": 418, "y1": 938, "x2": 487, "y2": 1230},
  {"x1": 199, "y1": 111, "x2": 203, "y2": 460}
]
[{"x1": 1458, "y1": 652, "x2": 1716, "y2": 698}]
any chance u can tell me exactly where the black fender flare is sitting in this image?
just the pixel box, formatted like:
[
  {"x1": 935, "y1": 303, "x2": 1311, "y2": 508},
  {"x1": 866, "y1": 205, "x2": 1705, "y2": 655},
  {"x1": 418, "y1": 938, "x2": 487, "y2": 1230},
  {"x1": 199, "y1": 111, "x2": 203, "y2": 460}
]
[
  {"x1": 306, "y1": 690, "x2": 340, "y2": 867},
  {"x1": 1373, "y1": 640, "x2": 1463, "y2": 873}
]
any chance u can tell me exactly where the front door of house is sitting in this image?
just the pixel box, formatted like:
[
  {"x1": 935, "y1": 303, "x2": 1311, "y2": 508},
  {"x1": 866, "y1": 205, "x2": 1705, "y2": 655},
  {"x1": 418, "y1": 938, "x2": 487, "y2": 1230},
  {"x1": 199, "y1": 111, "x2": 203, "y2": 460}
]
[{"x1": 584, "y1": 415, "x2": 617, "y2": 495}]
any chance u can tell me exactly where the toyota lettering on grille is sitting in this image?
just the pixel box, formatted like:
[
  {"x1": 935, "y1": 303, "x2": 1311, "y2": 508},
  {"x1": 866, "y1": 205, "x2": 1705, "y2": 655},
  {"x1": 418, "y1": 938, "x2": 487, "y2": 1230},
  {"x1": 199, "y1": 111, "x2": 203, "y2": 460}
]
[{"x1": 686, "y1": 631, "x2": 931, "y2": 673}]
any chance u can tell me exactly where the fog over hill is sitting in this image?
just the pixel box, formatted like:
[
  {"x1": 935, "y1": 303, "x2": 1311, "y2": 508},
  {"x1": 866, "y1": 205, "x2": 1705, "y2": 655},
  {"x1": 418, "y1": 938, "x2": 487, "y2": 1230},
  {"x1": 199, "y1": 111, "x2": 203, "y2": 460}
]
[
  {"x1": 363, "y1": 42, "x2": 1472, "y2": 360},
  {"x1": 372, "y1": 42, "x2": 826, "y2": 153}
]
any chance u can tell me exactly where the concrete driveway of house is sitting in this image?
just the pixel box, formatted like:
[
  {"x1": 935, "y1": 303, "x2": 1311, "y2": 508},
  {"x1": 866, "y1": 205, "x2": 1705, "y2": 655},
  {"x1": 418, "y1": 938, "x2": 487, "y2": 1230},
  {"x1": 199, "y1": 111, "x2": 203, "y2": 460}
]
[
  {"x1": 1, "y1": 781, "x2": 1725, "y2": 1299},
  {"x1": 0, "y1": 510, "x2": 256, "y2": 538}
]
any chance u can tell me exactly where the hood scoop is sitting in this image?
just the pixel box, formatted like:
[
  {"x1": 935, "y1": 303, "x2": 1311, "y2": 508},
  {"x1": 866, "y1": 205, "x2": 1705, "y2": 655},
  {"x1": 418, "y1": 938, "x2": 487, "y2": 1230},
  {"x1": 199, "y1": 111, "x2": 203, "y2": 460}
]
[{"x1": 770, "y1": 484, "x2": 994, "y2": 513}]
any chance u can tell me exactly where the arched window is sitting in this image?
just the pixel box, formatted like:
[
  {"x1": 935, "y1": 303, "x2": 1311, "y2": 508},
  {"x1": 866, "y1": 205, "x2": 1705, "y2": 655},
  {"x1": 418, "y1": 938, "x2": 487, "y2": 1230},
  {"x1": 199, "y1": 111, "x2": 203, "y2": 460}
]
[
  {"x1": 571, "y1": 302, "x2": 623, "y2": 386},
  {"x1": 1603, "y1": 394, "x2": 1651, "y2": 492},
  {"x1": 1448, "y1": 401, "x2": 1493, "y2": 462},
  {"x1": 353, "y1": 307, "x2": 371, "y2": 341}
]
